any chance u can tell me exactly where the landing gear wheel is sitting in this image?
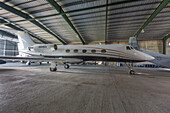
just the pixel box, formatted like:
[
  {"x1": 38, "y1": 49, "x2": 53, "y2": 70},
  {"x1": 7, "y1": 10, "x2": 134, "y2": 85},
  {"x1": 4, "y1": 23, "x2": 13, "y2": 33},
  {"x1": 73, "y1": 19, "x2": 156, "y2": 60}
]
[
  {"x1": 28, "y1": 62, "x2": 31, "y2": 65},
  {"x1": 129, "y1": 70, "x2": 135, "y2": 75},
  {"x1": 50, "y1": 67, "x2": 57, "y2": 72},
  {"x1": 64, "y1": 64, "x2": 70, "y2": 69},
  {"x1": 26, "y1": 61, "x2": 31, "y2": 65}
]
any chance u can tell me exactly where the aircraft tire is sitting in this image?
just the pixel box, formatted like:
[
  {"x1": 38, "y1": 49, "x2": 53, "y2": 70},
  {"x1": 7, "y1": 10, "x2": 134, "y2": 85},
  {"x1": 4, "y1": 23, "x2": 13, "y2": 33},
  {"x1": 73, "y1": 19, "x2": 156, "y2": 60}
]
[
  {"x1": 26, "y1": 62, "x2": 31, "y2": 65},
  {"x1": 50, "y1": 67, "x2": 57, "y2": 72},
  {"x1": 129, "y1": 70, "x2": 135, "y2": 75},
  {"x1": 64, "y1": 64, "x2": 70, "y2": 69}
]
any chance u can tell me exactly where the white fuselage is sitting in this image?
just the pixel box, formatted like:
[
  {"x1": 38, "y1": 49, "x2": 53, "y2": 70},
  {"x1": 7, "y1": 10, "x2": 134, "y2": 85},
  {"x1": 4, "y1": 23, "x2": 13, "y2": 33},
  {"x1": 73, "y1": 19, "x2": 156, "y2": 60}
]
[{"x1": 21, "y1": 44, "x2": 154, "y2": 62}]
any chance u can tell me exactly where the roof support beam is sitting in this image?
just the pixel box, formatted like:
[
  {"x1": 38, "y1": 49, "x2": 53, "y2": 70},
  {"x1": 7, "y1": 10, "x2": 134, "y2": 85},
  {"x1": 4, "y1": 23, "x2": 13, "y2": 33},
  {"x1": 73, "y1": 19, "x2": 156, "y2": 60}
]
[
  {"x1": 0, "y1": 0, "x2": 142, "y2": 25},
  {"x1": 134, "y1": 0, "x2": 169, "y2": 37},
  {"x1": 46, "y1": 0, "x2": 85, "y2": 44},
  {"x1": 163, "y1": 34, "x2": 170, "y2": 54},
  {"x1": 105, "y1": 0, "x2": 108, "y2": 44},
  {"x1": 0, "y1": 19, "x2": 49, "y2": 44},
  {"x1": 0, "y1": 2, "x2": 67, "y2": 44},
  {"x1": 0, "y1": 29, "x2": 17, "y2": 38}
]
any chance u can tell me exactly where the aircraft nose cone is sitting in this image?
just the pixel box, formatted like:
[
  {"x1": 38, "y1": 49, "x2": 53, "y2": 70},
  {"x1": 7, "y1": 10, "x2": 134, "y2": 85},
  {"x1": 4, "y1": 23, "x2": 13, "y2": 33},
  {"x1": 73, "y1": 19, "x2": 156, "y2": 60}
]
[
  {"x1": 135, "y1": 51, "x2": 155, "y2": 61},
  {"x1": 142, "y1": 53, "x2": 155, "y2": 61}
]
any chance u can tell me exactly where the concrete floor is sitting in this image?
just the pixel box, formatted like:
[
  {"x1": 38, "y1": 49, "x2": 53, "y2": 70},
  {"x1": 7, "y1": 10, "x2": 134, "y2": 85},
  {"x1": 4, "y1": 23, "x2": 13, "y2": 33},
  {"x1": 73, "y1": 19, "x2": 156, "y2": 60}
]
[{"x1": 0, "y1": 63, "x2": 170, "y2": 113}]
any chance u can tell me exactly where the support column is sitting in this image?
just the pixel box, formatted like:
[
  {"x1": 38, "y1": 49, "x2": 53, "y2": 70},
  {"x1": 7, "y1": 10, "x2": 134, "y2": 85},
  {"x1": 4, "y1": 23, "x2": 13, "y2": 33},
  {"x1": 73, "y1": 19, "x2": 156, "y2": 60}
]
[
  {"x1": 163, "y1": 38, "x2": 167, "y2": 54},
  {"x1": 163, "y1": 34, "x2": 170, "y2": 55}
]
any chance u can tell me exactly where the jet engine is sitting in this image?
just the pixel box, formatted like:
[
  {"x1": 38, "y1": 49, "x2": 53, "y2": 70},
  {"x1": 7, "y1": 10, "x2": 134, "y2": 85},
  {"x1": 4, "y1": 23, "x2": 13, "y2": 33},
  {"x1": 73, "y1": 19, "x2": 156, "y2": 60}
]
[
  {"x1": 51, "y1": 44, "x2": 58, "y2": 51},
  {"x1": 28, "y1": 44, "x2": 58, "y2": 52}
]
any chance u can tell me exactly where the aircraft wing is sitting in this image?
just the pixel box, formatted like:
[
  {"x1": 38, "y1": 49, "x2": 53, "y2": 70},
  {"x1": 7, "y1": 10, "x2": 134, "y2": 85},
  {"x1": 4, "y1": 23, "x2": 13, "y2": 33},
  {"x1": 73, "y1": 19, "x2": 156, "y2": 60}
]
[{"x1": 0, "y1": 56, "x2": 83, "y2": 63}]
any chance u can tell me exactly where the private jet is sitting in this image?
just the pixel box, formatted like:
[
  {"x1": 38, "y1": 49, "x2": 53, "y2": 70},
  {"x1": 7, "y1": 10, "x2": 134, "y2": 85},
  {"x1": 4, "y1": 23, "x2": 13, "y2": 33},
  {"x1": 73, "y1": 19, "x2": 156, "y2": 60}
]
[{"x1": 0, "y1": 32, "x2": 154, "y2": 74}]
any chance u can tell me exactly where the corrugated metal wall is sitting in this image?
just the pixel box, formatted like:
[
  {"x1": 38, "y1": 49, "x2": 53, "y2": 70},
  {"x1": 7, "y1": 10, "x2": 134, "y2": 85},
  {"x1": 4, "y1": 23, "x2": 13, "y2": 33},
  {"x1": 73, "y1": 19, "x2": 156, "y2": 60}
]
[
  {"x1": 0, "y1": 39, "x2": 18, "y2": 56},
  {"x1": 138, "y1": 40, "x2": 163, "y2": 54}
]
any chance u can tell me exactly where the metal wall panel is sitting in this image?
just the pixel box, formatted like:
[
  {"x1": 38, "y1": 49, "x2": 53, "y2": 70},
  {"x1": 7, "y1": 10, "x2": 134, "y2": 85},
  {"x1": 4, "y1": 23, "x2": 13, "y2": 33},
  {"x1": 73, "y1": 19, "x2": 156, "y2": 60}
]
[{"x1": 0, "y1": 39, "x2": 18, "y2": 56}]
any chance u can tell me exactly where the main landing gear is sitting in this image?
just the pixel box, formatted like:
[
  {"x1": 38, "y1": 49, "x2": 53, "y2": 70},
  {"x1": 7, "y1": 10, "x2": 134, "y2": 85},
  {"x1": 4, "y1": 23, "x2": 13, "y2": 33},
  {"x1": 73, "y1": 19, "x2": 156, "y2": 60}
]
[
  {"x1": 64, "y1": 64, "x2": 70, "y2": 69},
  {"x1": 126, "y1": 62, "x2": 135, "y2": 75},
  {"x1": 26, "y1": 61, "x2": 31, "y2": 65},
  {"x1": 50, "y1": 62, "x2": 57, "y2": 72},
  {"x1": 49, "y1": 63, "x2": 71, "y2": 72},
  {"x1": 50, "y1": 67, "x2": 57, "y2": 72}
]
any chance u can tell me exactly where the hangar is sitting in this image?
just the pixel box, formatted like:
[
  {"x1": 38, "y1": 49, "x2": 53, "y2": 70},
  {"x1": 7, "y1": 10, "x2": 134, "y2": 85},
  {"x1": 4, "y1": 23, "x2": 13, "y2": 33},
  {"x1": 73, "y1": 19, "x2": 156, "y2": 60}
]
[{"x1": 0, "y1": 0, "x2": 170, "y2": 113}]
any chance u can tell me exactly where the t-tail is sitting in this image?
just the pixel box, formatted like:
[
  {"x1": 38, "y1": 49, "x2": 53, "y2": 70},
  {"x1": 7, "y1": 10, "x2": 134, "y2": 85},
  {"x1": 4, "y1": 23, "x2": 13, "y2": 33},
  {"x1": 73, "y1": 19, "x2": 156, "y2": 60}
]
[
  {"x1": 128, "y1": 37, "x2": 139, "y2": 50},
  {"x1": 17, "y1": 31, "x2": 35, "y2": 51}
]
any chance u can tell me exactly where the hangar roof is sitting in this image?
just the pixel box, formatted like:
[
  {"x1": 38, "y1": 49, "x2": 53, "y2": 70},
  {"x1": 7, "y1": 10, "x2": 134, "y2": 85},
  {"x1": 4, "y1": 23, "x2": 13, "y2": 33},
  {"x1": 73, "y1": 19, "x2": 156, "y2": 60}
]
[{"x1": 0, "y1": 0, "x2": 169, "y2": 44}]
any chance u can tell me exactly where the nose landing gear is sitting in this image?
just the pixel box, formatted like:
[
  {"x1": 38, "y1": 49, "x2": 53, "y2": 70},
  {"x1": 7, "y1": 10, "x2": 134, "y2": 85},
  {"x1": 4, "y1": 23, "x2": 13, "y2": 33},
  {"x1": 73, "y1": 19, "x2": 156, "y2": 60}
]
[
  {"x1": 129, "y1": 69, "x2": 135, "y2": 75},
  {"x1": 126, "y1": 62, "x2": 135, "y2": 75}
]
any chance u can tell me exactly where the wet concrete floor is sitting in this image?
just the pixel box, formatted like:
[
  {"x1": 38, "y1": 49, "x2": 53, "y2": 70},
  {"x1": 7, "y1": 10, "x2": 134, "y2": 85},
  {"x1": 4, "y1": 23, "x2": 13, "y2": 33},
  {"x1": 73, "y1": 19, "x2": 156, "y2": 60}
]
[{"x1": 0, "y1": 63, "x2": 170, "y2": 113}]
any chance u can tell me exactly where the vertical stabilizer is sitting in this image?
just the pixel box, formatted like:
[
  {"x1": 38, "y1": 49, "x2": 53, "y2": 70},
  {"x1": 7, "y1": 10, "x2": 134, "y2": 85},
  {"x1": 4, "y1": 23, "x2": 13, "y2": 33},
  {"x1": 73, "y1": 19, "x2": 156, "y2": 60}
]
[
  {"x1": 17, "y1": 31, "x2": 35, "y2": 50},
  {"x1": 128, "y1": 37, "x2": 139, "y2": 50}
]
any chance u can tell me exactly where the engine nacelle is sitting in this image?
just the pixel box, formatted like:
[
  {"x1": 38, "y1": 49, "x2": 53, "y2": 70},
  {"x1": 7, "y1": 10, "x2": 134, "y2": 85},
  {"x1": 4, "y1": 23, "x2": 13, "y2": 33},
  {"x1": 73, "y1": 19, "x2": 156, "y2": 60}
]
[
  {"x1": 51, "y1": 44, "x2": 58, "y2": 51},
  {"x1": 28, "y1": 44, "x2": 57, "y2": 52}
]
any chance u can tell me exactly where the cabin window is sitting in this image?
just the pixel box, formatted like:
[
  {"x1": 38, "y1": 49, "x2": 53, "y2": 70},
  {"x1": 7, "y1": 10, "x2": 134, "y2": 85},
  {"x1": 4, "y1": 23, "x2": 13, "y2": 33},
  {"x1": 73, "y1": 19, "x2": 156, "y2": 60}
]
[
  {"x1": 82, "y1": 49, "x2": 87, "y2": 53},
  {"x1": 101, "y1": 49, "x2": 106, "y2": 53},
  {"x1": 126, "y1": 46, "x2": 131, "y2": 50},
  {"x1": 91, "y1": 49, "x2": 96, "y2": 53},
  {"x1": 66, "y1": 49, "x2": 70, "y2": 53},
  {"x1": 74, "y1": 49, "x2": 78, "y2": 53}
]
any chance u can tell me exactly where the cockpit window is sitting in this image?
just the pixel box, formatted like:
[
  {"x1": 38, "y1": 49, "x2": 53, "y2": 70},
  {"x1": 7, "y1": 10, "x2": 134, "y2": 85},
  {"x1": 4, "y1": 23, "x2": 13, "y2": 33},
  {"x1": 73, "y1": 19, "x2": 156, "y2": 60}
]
[
  {"x1": 126, "y1": 46, "x2": 131, "y2": 50},
  {"x1": 130, "y1": 47, "x2": 134, "y2": 49}
]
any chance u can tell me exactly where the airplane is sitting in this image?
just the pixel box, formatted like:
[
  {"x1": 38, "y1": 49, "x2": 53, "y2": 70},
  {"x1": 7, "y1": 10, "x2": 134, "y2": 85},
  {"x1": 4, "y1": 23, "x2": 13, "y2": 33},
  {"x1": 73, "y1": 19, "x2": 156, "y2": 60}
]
[
  {"x1": 128, "y1": 37, "x2": 170, "y2": 68},
  {"x1": 0, "y1": 31, "x2": 154, "y2": 75}
]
